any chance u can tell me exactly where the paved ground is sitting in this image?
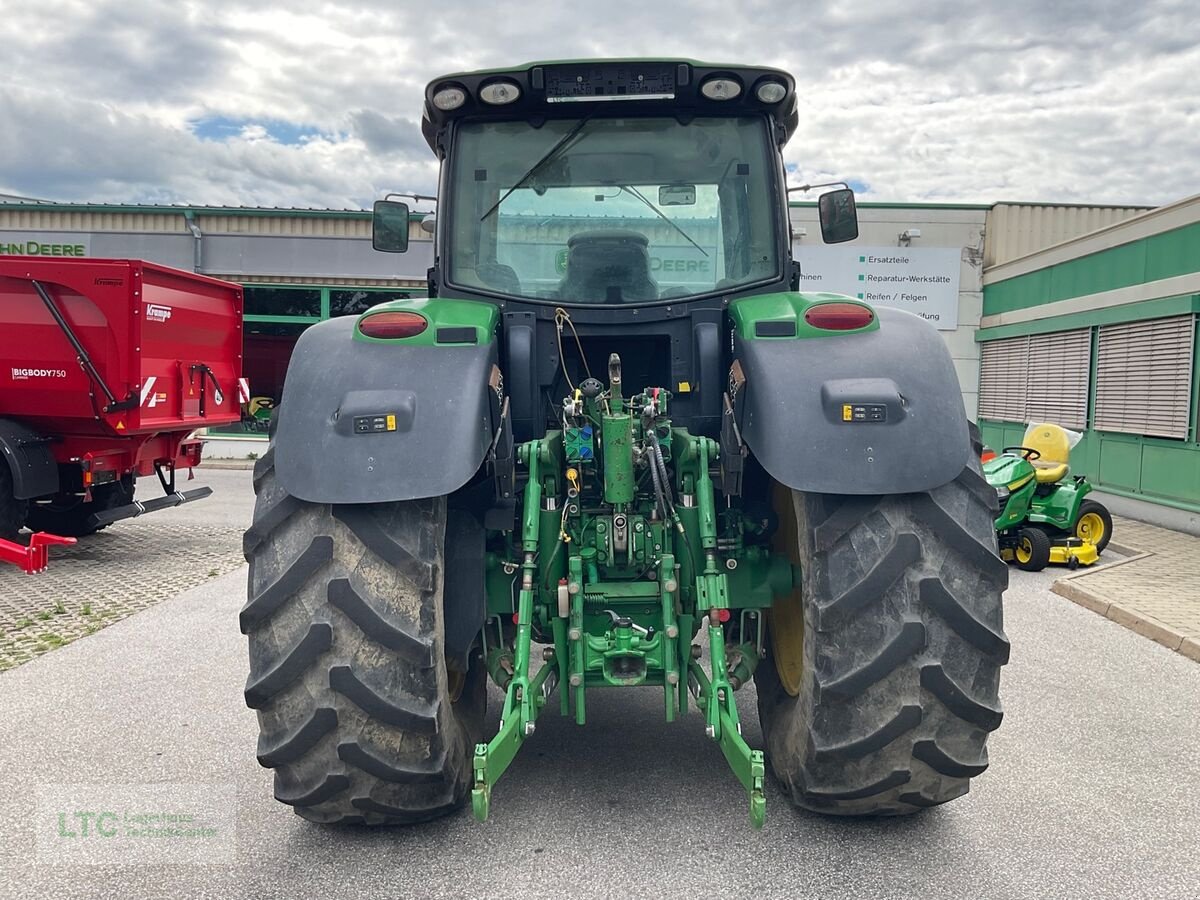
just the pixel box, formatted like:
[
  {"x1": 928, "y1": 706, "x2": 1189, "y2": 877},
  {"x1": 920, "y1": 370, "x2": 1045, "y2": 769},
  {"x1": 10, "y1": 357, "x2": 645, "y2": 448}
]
[
  {"x1": 1053, "y1": 516, "x2": 1200, "y2": 661},
  {"x1": 0, "y1": 469, "x2": 252, "y2": 671},
  {"x1": 0, "y1": 478, "x2": 1197, "y2": 898}
]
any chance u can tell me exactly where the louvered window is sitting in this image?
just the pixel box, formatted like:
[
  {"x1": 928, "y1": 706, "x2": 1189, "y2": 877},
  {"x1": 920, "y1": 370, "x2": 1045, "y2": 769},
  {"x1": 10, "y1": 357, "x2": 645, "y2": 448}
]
[
  {"x1": 1025, "y1": 329, "x2": 1092, "y2": 430},
  {"x1": 978, "y1": 336, "x2": 1029, "y2": 422},
  {"x1": 1094, "y1": 315, "x2": 1196, "y2": 439}
]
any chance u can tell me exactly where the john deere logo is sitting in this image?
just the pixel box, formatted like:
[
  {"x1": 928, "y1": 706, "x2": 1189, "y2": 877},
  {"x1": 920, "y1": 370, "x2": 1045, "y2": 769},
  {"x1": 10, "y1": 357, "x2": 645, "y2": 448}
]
[{"x1": 553, "y1": 248, "x2": 711, "y2": 276}]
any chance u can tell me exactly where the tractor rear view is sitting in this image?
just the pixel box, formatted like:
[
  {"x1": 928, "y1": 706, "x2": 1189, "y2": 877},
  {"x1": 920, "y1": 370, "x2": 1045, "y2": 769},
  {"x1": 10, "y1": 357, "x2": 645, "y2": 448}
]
[{"x1": 242, "y1": 60, "x2": 1008, "y2": 828}]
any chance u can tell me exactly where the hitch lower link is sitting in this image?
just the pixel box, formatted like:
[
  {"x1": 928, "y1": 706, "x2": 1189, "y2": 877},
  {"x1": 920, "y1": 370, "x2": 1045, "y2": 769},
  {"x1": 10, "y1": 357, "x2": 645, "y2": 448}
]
[{"x1": 470, "y1": 437, "x2": 767, "y2": 829}]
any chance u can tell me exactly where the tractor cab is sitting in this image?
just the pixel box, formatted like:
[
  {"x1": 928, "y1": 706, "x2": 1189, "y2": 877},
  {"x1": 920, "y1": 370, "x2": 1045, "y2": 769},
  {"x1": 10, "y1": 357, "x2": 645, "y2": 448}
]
[{"x1": 371, "y1": 60, "x2": 859, "y2": 439}]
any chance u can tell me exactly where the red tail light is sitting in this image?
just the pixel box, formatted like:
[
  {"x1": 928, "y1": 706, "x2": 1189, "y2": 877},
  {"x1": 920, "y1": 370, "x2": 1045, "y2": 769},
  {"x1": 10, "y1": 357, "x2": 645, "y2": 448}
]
[
  {"x1": 358, "y1": 311, "x2": 428, "y2": 339},
  {"x1": 804, "y1": 302, "x2": 875, "y2": 331}
]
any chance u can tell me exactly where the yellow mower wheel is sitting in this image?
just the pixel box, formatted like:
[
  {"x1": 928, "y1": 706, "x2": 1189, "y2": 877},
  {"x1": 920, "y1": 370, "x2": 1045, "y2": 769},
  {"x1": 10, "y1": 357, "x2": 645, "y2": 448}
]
[
  {"x1": 1014, "y1": 527, "x2": 1051, "y2": 571},
  {"x1": 1074, "y1": 500, "x2": 1113, "y2": 554}
]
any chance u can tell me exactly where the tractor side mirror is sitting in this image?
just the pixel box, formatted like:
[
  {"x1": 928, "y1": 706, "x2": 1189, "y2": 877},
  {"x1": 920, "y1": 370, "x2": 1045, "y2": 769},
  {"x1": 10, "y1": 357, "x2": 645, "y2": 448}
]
[
  {"x1": 817, "y1": 188, "x2": 859, "y2": 244},
  {"x1": 372, "y1": 200, "x2": 410, "y2": 253}
]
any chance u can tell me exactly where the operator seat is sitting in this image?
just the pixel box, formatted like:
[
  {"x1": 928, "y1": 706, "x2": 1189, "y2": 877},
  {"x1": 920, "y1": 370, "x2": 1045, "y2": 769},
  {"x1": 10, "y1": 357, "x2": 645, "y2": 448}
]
[
  {"x1": 557, "y1": 230, "x2": 659, "y2": 303},
  {"x1": 1025, "y1": 422, "x2": 1072, "y2": 484}
]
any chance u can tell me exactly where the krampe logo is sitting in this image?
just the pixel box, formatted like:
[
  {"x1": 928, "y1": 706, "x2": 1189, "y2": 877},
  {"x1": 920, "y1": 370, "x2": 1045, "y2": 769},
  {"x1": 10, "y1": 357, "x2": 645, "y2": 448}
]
[
  {"x1": 12, "y1": 367, "x2": 68, "y2": 379},
  {"x1": 146, "y1": 304, "x2": 173, "y2": 323}
]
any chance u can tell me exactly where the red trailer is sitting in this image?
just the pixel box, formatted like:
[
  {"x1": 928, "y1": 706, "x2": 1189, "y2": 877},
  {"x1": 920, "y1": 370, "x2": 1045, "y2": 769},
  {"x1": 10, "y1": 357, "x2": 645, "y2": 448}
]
[{"x1": 0, "y1": 257, "x2": 243, "y2": 540}]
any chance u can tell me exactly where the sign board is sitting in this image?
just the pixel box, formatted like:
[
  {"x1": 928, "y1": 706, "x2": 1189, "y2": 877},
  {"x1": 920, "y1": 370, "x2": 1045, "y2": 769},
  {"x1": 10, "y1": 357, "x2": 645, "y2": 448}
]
[
  {"x1": 794, "y1": 245, "x2": 961, "y2": 330},
  {"x1": 0, "y1": 234, "x2": 91, "y2": 257}
]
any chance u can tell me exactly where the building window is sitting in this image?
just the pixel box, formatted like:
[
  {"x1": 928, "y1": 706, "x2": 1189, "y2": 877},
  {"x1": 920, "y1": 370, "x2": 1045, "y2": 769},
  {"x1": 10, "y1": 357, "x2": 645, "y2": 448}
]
[
  {"x1": 1025, "y1": 329, "x2": 1091, "y2": 430},
  {"x1": 978, "y1": 336, "x2": 1030, "y2": 423},
  {"x1": 329, "y1": 289, "x2": 411, "y2": 317},
  {"x1": 978, "y1": 328, "x2": 1091, "y2": 429},
  {"x1": 244, "y1": 286, "x2": 321, "y2": 318},
  {"x1": 1094, "y1": 315, "x2": 1196, "y2": 440}
]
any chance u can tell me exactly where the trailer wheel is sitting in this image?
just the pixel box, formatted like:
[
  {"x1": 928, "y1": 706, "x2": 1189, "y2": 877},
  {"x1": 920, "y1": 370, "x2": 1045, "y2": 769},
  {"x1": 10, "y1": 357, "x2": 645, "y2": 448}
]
[
  {"x1": 241, "y1": 449, "x2": 485, "y2": 825},
  {"x1": 756, "y1": 426, "x2": 1010, "y2": 815},
  {"x1": 0, "y1": 462, "x2": 28, "y2": 541},
  {"x1": 25, "y1": 478, "x2": 133, "y2": 538}
]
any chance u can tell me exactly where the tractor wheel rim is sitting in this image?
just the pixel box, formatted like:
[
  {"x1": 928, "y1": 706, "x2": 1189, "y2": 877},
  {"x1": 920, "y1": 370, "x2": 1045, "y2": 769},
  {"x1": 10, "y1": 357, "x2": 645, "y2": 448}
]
[
  {"x1": 768, "y1": 481, "x2": 804, "y2": 696},
  {"x1": 447, "y1": 668, "x2": 466, "y2": 703},
  {"x1": 1077, "y1": 513, "x2": 1105, "y2": 545},
  {"x1": 1015, "y1": 538, "x2": 1033, "y2": 563}
]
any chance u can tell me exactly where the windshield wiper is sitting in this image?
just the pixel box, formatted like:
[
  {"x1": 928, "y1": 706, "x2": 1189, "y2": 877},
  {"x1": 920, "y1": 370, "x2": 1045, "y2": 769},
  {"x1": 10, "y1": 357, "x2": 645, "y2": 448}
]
[
  {"x1": 618, "y1": 185, "x2": 708, "y2": 257},
  {"x1": 480, "y1": 118, "x2": 592, "y2": 222}
]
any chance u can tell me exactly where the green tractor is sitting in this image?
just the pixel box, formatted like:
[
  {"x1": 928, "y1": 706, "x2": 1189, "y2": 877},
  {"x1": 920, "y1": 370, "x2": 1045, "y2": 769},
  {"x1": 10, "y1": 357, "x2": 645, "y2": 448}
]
[{"x1": 241, "y1": 60, "x2": 1009, "y2": 829}]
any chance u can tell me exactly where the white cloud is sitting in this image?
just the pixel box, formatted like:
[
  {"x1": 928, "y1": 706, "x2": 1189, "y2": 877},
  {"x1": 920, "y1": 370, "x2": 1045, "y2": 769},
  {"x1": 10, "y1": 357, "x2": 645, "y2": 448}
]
[{"x1": 0, "y1": 0, "x2": 1196, "y2": 207}]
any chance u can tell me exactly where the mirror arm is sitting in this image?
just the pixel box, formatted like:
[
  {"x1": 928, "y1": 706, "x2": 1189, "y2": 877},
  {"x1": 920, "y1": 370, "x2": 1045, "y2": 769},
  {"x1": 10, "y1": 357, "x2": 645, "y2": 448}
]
[{"x1": 787, "y1": 180, "x2": 849, "y2": 194}]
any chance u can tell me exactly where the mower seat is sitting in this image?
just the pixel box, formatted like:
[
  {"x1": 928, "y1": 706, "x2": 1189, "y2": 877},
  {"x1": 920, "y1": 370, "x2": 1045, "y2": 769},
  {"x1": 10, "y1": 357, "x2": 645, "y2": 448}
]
[{"x1": 1025, "y1": 423, "x2": 1071, "y2": 484}]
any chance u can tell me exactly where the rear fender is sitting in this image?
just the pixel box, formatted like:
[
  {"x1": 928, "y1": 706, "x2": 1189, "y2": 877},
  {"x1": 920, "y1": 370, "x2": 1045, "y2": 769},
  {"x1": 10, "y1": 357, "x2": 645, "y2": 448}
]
[
  {"x1": 274, "y1": 307, "x2": 500, "y2": 505},
  {"x1": 730, "y1": 301, "x2": 969, "y2": 495},
  {"x1": 0, "y1": 418, "x2": 59, "y2": 500}
]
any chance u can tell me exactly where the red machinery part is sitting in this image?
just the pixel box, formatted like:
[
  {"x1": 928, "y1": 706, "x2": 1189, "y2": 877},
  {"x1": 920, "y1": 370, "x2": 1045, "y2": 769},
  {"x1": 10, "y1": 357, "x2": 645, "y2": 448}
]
[
  {"x1": 0, "y1": 257, "x2": 244, "y2": 486},
  {"x1": 0, "y1": 532, "x2": 77, "y2": 574}
]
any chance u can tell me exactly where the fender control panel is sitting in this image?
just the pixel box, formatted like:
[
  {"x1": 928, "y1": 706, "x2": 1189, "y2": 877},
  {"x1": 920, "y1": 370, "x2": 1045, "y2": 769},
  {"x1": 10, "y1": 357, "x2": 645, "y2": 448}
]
[
  {"x1": 841, "y1": 403, "x2": 888, "y2": 423},
  {"x1": 353, "y1": 414, "x2": 398, "y2": 434}
]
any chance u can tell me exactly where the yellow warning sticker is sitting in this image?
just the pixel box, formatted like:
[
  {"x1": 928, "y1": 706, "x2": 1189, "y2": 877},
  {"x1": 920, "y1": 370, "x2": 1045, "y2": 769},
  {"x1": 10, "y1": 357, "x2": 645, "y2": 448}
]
[
  {"x1": 677, "y1": 381, "x2": 692, "y2": 393},
  {"x1": 115, "y1": 421, "x2": 126, "y2": 431},
  {"x1": 386, "y1": 414, "x2": 397, "y2": 432},
  {"x1": 842, "y1": 404, "x2": 853, "y2": 422}
]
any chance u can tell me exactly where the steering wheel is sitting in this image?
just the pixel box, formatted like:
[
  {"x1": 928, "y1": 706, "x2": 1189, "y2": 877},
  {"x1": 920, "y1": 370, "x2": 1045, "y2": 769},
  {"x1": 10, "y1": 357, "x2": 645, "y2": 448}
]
[{"x1": 1002, "y1": 445, "x2": 1041, "y2": 461}]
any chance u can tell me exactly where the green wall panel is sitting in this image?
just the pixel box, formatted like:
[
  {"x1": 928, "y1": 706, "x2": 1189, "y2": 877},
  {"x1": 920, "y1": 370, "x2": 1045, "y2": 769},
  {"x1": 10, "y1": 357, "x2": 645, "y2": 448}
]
[
  {"x1": 1145, "y1": 221, "x2": 1200, "y2": 282},
  {"x1": 1096, "y1": 437, "x2": 1141, "y2": 491},
  {"x1": 984, "y1": 218, "x2": 1200, "y2": 317},
  {"x1": 1140, "y1": 443, "x2": 1200, "y2": 503}
]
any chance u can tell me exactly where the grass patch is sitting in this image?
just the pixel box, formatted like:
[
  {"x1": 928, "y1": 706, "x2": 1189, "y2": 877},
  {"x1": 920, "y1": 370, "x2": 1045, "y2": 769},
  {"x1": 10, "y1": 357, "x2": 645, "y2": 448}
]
[
  {"x1": 53, "y1": 600, "x2": 66, "y2": 615},
  {"x1": 15, "y1": 618, "x2": 32, "y2": 629},
  {"x1": 81, "y1": 603, "x2": 92, "y2": 616},
  {"x1": 39, "y1": 633, "x2": 65, "y2": 648},
  {"x1": 35, "y1": 611, "x2": 52, "y2": 621},
  {"x1": 208, "y1": 568, "x2": 219, "y2": 577}
]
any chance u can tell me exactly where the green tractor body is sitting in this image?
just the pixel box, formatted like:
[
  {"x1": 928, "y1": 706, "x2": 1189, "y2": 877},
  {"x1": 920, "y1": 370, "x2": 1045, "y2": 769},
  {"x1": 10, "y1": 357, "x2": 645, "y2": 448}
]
[{"x1": 242, "y1": 60, "x2": 1009, "y2": 829}]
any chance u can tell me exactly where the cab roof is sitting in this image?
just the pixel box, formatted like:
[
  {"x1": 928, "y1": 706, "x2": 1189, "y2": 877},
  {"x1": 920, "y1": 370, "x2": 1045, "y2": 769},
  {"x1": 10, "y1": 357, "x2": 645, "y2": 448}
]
[{"x1": 419, "y1": 59, "x2": 798, "y2": 155}]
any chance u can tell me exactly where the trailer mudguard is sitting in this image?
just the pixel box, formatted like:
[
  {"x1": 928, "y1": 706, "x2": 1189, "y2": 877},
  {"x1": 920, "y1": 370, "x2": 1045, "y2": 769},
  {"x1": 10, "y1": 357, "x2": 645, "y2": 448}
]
[
  {"x1": 732, "y1": 305, "x2": 969, "y2": 495},
  {"x1": 0, "y1": 418, "x2": 59, "y2": 500},
  {"x1": 273, "y1": 316, "x2": 498, "y2": 505}
]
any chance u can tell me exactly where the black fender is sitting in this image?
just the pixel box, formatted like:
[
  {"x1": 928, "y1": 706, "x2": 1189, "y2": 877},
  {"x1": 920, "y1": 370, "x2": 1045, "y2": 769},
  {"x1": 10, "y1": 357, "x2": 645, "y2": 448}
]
[
  {"x1": 0, "y1": 418, "x2": 59, "y2": 500},
  {"x1": 732, "y1": 307, "x2": 969, "y2": 495},
  {"x1": 274, "y1": 317, "x2": 498, "y2": 505}
]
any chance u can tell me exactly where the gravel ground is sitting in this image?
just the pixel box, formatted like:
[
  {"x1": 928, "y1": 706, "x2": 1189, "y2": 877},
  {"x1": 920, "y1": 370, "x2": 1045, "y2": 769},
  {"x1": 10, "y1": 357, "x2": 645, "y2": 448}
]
[
  {"x1": 1, "y1": 500, "x2": 1198, "y2": 899},
  {"x1": 0, "y1": 469, "x2": 252, "y2": 671}
]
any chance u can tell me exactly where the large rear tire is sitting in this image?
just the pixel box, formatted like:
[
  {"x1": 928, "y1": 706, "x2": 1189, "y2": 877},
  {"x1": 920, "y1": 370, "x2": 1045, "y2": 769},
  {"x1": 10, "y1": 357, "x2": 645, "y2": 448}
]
[
  {"x1": 241, "y1": 448, "x2": 485, "y2": 825},
  {"x1": 756, "y1": 435, "x2": 1009, "y2": 815}
]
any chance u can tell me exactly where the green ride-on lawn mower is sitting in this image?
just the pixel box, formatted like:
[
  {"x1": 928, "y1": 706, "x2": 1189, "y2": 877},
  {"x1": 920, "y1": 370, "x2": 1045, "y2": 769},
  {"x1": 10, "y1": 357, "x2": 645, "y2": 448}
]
[
  {"x1": 241, "y1": 59, "x2": 1009, "y2": 829},
  {"x1": 984, "y1": 423, "x2": 1113, "y2": 571}
]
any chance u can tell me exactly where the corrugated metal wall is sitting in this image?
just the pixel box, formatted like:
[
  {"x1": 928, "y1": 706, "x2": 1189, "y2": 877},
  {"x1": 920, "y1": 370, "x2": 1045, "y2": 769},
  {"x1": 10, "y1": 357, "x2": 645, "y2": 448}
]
[
  {"x1": 196, "y1": 215, "x2": 373, "y2": 237},
  {"x1": 0, "y1": 208, "x2": 188, "y2": 232},
  {"x1": 984, "y1": 203, "x2": 1151, "y2": 268},
  {"x1": 0, "y1": 207, "x2": 426, "y2": 239}
]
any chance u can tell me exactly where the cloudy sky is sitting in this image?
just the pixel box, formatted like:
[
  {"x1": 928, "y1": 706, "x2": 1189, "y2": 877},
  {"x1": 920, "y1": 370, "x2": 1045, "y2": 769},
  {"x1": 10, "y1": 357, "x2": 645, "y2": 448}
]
[{"x1": 1, "y1": 0, "x2": 1196, "y2": 209}]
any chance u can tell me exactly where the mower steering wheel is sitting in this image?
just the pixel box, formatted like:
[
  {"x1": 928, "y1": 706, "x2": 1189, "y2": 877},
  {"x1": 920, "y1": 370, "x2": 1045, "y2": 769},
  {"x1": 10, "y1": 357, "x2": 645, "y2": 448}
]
[{"x1": 1002, "y1": 445, "x2": 1041, "y2": 461}]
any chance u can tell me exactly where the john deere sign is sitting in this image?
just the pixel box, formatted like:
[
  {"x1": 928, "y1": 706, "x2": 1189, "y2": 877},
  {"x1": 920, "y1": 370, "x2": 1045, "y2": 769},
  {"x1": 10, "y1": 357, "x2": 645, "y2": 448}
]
[{"x1": 0, "y1": 234, "x2": 90, "y2": 257}]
